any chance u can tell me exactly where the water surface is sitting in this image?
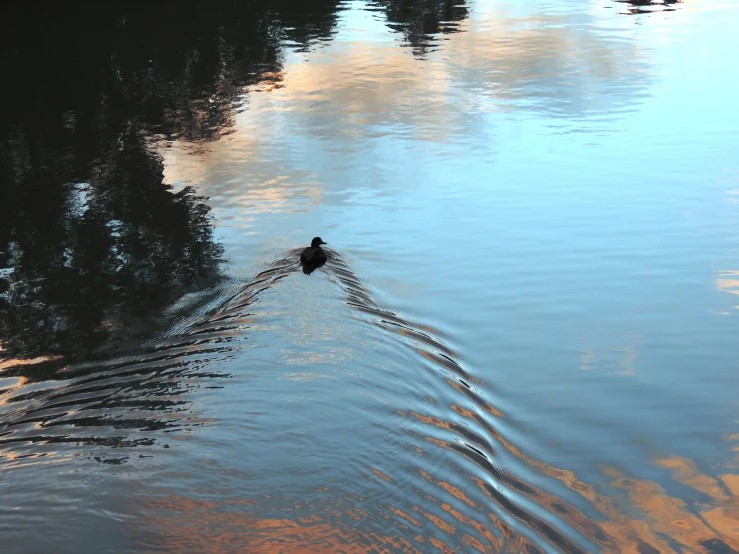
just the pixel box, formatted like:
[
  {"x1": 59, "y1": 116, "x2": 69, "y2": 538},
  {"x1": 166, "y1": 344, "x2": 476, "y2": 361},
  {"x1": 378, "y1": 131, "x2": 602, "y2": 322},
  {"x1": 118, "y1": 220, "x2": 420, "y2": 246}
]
[{"x1": 2, "y1": 0, "x2": 739, "y2": 552}]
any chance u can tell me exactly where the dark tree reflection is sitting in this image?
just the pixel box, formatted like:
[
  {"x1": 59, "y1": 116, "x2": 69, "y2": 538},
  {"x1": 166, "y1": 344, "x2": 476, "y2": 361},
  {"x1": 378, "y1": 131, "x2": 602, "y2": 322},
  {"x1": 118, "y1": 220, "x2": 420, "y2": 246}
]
[
  {"x1": 614, "y1": 0, "x2": 681, "y2": 15},
  {"x1": 0, "y1": 0, "x2": 469, "y2": 362},
  {"x1": 372, "y1": 0, "x2": 469, "y2": 55},
  {"x1": 0, "y1": 1, "x2": 341, "y2": 360},
  {"x1": 0, "y1": 126, "x2": 223, "y2": 358}
]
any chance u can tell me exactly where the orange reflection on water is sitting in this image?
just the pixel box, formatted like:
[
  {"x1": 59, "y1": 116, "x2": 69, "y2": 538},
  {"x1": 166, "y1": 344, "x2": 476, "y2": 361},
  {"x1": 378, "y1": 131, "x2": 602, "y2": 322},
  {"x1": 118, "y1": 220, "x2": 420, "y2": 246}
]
[
  {"x1": 405, "y1": 401, "x2": 739, "y2": 552},
  {"x1": 413, "y1": 506, "x2": 456, "y2": 535},
  {"x1": 460, "y1": 533, "x2": 488, "y2": 553},
  {"x1": 428, "y1": 536, "x2": 455, "y2": 554},
  {"x1": 427, "y1": 476, "x2": 477, "y2": 509},
  {"x1": 0, "y1": 355, "x2": 60, "y2": 373},
  {"x1": 441, "y1": 501, "x2": 503, "y2": 552},
  {"x1": 370, "y1": 467, "x2": 394, "y2": 483},
  {"x1": 125, "y1": 439, "x2": 739, "y2": 554},
  {"x1": 717, "y1": 270, "x2": 739, "y2": 309},
  {"x1": 133, "y1": 494, "x2": 423, "y2": 554},
  {"x1": 527, "y1": 453, "x2": 739, "y2": 553},
  {"x1": 593, "y1": 463, "x2": 738, "y2": 553},
  {"x1": 447, "y1": 380, "x2": 504, "y2": 417},
  {"x1": 389, "y1": 506, "x2": 422, "y2": 527}
]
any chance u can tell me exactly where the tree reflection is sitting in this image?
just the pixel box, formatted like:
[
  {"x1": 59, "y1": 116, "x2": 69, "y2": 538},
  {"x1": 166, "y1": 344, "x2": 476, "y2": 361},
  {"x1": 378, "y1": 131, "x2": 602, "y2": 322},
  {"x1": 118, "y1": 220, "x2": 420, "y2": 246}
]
[
  {"x1": 614, "y1": 0, "x2": 681, "y2": 15},
  {"x1": 373, "y1": 0, "x2": 469, "y2": 55},
  {"x1": 0, "y1": 127, "x2": 223, "y2": 358},
  {"x1": 0, "y1": 1, "x2": 341, "y2": 360},
  {"x1": 0, "y1": 0, "x2": 471, "y2": 361}
]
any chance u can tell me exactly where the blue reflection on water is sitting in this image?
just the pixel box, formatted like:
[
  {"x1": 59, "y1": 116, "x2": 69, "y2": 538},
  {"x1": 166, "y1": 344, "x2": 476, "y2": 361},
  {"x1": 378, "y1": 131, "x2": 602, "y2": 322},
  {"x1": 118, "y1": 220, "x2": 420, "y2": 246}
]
[{"x1": 3, "y1": 0, "x2": 739, "y2": 552}]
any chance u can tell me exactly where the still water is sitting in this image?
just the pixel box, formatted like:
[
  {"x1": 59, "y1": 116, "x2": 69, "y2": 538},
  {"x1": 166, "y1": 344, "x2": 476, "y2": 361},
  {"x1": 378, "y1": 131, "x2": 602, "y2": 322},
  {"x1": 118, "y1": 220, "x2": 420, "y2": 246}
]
[{"x1": 1, "y1": 0, "x2": 738, "y2": 552}]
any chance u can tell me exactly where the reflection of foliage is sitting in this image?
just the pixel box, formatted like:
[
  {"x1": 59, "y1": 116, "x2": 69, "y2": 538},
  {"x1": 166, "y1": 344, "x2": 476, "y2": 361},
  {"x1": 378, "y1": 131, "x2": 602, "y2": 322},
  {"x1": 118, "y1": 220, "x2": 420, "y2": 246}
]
[
  {"x1": 614, "y1": 0, "x2": 681, "y2": 15},
  {"x1": 0, "y1": 3, "x2": 276, "y2": 143},
  {"x1": 372, "y1": 0, "x2": 469, "y2": 54},
  {"x1": 0, "y1": 2, "x2": 345, "y2": 144},
  {"x1": 0, "y1": 0, "x2": 471, "y2": 360},
  {"x1": 0, "y1": 1, "x2": 348, "y2": 360},
  {"x1": 0, "y1": 127, "x2": 223, "y2": 357},
  {"x1": 268, "y1": 0, "x2": 345, "y2": 49}
]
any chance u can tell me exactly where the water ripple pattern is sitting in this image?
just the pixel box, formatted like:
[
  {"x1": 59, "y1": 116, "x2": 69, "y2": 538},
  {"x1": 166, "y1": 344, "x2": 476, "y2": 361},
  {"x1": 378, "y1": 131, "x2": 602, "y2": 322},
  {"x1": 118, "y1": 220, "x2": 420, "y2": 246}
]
[
  {"x1": 2, "y1": 250, "x2": 735, "y2": 552},
  {"x1": 3, "y1": 0, "x2": 739, "y2": 552}
]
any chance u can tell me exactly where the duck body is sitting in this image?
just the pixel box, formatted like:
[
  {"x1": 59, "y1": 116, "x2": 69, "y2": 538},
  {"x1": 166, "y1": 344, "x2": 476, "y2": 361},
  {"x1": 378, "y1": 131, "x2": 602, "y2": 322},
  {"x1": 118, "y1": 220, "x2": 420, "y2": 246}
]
[{"x1": 300, "y1": 237, "x2": 327, "y2": 272}]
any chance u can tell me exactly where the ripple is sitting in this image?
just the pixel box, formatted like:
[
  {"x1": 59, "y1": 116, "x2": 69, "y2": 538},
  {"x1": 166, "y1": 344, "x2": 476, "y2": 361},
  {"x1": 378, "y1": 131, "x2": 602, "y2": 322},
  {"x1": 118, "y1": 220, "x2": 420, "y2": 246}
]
[{"x1": 2, "y1": 248, "x2": 737, "y2": 552}]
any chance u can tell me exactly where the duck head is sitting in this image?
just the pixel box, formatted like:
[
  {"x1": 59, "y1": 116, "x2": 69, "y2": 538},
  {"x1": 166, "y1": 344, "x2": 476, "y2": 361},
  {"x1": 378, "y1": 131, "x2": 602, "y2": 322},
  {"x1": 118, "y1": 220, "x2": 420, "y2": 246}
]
[{"x1": 311, "y1": 237, "x2": 327, "y2": 248}]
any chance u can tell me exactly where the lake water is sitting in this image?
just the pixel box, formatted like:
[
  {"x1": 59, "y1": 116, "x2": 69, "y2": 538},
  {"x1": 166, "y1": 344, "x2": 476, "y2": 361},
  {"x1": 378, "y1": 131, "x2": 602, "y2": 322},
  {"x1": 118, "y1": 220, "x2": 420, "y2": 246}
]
[{"x1": 1, "y1": 1, "x2": 738, "y2": 552}]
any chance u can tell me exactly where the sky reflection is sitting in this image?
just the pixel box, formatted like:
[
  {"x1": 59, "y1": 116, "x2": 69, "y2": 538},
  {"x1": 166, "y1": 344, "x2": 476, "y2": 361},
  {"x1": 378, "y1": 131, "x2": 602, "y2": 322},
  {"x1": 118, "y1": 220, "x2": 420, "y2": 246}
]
[
  {"x1": 158, "y1": 0, "x2": 662, "y2": 267},
  {"x1": 3, "y1": 0, "x2": 739, "y2": 552}
]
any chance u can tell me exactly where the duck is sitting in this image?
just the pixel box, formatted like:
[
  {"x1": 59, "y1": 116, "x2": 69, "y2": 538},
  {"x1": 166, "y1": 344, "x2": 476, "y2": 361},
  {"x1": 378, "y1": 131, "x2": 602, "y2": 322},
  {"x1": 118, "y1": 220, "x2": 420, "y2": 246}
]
[{"x1": 300, "y1": 237, "x2": 327, "y2": 272}]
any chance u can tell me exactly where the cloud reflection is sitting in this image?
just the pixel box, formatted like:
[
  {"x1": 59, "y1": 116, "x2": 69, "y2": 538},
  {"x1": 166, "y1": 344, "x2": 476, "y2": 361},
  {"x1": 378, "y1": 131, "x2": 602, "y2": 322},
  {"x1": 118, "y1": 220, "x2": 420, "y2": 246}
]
[
  {"x1": 129, "y1": 444, "x2": 739, "y2": 554},
  {"x1": 716, "y1": 270, "x2": 739, "y2": 310},
  {"x1": 158, "y1": 1, "x2": 654, "y2": 218}
]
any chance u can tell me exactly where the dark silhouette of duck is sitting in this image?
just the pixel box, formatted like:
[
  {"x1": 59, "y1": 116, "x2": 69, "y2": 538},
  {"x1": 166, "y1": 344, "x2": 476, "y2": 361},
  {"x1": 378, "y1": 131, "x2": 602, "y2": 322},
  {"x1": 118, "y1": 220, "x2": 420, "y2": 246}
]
[{"x1": 300, "y1": 237, "x2": 327, "y2": 275}]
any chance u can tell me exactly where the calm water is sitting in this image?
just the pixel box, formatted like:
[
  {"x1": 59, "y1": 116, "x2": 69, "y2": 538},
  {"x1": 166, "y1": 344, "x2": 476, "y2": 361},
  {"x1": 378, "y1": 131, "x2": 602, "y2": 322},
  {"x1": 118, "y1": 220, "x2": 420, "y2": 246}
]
[{"x1": 2, "y1": 1, "x2": 739, "y2": 552}]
